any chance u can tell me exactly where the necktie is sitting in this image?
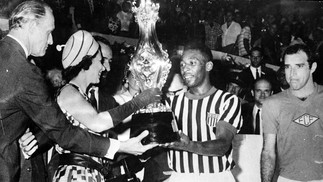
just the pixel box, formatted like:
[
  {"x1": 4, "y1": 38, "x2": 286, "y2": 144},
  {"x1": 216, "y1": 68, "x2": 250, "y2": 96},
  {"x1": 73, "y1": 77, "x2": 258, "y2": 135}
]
[
  {"x1": 89, "y1": 89, "x2": 97, "y2": 110},
  {"x1": 256, "y1": 69, "x2": 260, "y2": 79},
  {"x1": 255, "y1": 109, "x2": 260, "y2": 134}
]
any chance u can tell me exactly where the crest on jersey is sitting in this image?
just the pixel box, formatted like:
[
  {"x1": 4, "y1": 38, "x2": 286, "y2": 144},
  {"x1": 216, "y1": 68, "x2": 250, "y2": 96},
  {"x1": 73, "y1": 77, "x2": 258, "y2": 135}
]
[
  {"x1": 293, "y1": 113, "x2": 319, "y2": 127},
  {"x1": 207, "y1": 112, "x2": 219, "y2": 127}
]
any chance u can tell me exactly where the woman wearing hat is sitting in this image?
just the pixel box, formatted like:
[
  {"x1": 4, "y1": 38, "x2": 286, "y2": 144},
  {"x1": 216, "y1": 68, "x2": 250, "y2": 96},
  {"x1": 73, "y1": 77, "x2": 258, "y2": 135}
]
[{"x1": 52, "y1": 30, "x2": 161, "y2": 181}]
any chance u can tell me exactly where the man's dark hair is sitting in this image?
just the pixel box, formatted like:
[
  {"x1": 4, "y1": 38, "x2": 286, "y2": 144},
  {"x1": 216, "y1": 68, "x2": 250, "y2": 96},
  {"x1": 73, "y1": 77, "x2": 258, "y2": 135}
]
[
  {"x1": 9, "y1": 0, "x2": 50, "y2": 30},
  {"x1": 184, "y1": 42, "x2": 213, "y2": 63},
  {"x1": 282, "y1": 43, "x2": 315, "y2": 68},
  {"x1": 250, "y1": 46, "x2": 263, "y2": 56}
]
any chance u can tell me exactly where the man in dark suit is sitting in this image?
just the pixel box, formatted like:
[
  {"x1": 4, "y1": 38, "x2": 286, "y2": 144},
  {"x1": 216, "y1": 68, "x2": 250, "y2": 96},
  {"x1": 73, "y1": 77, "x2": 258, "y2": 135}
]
[
  {"x1": 0, "y1": 2, "x2": 159, "y2": 181},
  {"x1": 240, "y1": 78, "x2": 273, "y2": 134},
  {"x1": 87, "y1": 37, "x2": 119, "y2": 111},
  {"x1": 238, "y1": 47, "x2": 278, "y2": 102}
]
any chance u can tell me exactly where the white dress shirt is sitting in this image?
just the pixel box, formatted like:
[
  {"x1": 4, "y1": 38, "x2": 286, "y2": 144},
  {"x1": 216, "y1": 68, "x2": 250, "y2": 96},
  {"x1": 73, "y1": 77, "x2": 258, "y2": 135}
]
[{"x1": 250, "y1": 66, "x2": 262, "y2": 80}]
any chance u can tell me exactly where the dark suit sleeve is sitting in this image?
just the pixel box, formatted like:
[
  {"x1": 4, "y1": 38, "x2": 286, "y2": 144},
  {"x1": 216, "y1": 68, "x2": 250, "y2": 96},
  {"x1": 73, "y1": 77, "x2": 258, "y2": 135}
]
[
  {"x1": 239, "y1": 103, "x2": 254, "y2": 134},
  {"x1": 29, "y1": 123, "x2": 54, "y2": 157},
  {"x1": 262, "y1": 67, "x2": 280, "y2": 94},
  {"x1": 238, "y1": 69, "x2": 252, "y2": 88},
  {"x1": 17, "y1": 66, "x2": 110, "y2": 157}
]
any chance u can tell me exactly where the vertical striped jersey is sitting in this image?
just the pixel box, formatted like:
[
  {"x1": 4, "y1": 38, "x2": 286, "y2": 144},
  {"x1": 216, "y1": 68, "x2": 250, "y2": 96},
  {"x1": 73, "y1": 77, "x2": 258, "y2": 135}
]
[{"x1": 167, "y1": 87, "x2": 242, "y2": 174}]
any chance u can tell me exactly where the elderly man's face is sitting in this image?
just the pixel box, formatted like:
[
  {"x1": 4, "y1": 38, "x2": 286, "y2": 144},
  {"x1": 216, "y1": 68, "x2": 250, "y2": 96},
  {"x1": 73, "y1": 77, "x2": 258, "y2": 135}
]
[
  {"x1": 29, "y1": 8, "x2": 55, "y2": 57},
  {"x1": 252, "y1": 80, "x2": 272, "y2": 106}
]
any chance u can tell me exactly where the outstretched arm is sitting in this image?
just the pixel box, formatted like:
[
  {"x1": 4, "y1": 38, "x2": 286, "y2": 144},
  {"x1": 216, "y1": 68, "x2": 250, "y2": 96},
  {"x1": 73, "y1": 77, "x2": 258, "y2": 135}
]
[
  {"x1": 20, "y1": 128, "x2": 157, "y2": 159},
  {"x1": 58, "y1": 85, "x2": 161, "y2": 133},
  {"x1": 261, "y1": 133, "x2": 277, "y2": 182}
]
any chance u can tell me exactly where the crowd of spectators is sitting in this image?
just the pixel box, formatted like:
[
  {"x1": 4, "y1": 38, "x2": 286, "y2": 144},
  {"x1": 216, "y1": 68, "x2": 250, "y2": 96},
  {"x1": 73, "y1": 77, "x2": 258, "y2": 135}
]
[
  {"x1": 16, "y1": 0, "x2": 323, "y2": 85},
  {"x1": 2, "y1": 0, "x2": 323, "y2": 120},
  {"x1": 5, "y1": 0, "x2": 322, "y2": 132},
  {"x1": 2, "y1": 0, "x2": 323, "y2": 68}
]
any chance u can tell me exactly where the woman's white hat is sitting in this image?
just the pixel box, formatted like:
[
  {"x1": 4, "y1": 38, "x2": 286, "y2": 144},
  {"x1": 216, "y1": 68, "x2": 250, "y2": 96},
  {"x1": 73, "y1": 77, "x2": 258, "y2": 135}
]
[{"x1": 62, "y1": 30, "x2": 99, "y2": 68}]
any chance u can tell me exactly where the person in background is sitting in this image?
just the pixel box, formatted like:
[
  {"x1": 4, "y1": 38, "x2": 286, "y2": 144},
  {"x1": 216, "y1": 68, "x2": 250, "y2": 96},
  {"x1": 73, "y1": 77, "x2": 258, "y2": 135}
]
[
  {"x1": 225, "y1": 72, "x2": 247, "y2": 104},
  {"x1": 261, "y1": 23, "x2": 281, "y2": 66},
  {"x1": 88, "y1": 35, "x2": 119, "y2": 112},
  {"x1": 240, "y1": 78, "x2": 273, "y2": 134},
  {"x1": 261, "y1": 44, "x2": 323, "y2": 182},
  {"x1": 116, "y1": 1, "x2": 134, "y2": 38},
  {"x1": 45, "y1": 68, "x2": 66, "y2": 97},
  {"x1": 46, "y1": 68, "x2": 66, "y2": 89},
  {"x1": 92, "y1": 36, "x2": 144, "y2": 181},
  {"x1": 163, "y1": 43, "x2": 242, "y2": 182},
  {"x1": 221, "y1": 10, "x2": 241, "y2": 55},
  {"x1": 188, "y1": 10, "x2": 205, "y2": 46},
  {"x1": 238, "y1": 47, "x2": 278, "y2": 102},
  {"x1": 204, "y1": 10, "x2": 222, "y2": 51},
  {"x1": 237, "y1": 17, "x2": 252, "y2": 58}
]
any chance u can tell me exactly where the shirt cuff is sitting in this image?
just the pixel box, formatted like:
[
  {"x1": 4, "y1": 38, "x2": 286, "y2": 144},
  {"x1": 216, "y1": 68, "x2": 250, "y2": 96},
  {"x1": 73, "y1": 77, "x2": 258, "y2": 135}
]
[{"x1": 105, "y1": 138, "x2": 120, "y2": 159}]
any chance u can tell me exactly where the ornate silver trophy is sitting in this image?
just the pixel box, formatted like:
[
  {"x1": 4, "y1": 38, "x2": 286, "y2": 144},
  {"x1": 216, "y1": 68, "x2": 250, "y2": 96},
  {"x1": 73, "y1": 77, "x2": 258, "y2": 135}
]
[{"x1": 129, "y1": 0, "x2": 178, "y2": 144}]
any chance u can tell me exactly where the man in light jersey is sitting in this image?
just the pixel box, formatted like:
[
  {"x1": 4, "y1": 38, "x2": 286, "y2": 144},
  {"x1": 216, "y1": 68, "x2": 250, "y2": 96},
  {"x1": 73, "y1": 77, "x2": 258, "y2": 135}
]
[{"x1": 261, "y1": 44, "x2": 323, "y2": 182}]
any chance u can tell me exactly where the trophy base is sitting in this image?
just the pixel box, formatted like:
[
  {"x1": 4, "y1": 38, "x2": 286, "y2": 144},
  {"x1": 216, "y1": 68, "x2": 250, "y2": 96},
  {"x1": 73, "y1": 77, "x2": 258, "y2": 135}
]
[{"x1": 130, "y1": 112, "x2": 179, "y2": 145}]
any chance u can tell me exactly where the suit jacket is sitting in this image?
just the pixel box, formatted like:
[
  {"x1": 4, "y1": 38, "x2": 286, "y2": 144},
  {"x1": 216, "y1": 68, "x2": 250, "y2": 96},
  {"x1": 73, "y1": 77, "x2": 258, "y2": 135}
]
[
  {"x1": 238, "y1": 66, "x2": 277, "y2": 88},
  {"x1": 238, "y1": 66, "x2": 279, "y2": 101},
  {"x1": 239, "y1": 102, "x2": 256, "y2": 134},
  {"x1": 19, "y1": 122, "x2": 53, "y2": 182},
  {"x1": 0, "y1": 36, "x2": 110, "y2": 182},
  {"x1": 98, "y1": 89, "x2": 119, "y2": 112}
]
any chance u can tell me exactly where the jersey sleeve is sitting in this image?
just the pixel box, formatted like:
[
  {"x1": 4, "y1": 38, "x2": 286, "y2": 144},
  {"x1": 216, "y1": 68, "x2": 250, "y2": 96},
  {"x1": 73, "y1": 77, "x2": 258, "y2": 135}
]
[
  {"x1": 219, "y1": 93, "x2": 242, "y2": 132},
  {"x1": 262, "y1": 98, "x2": 279, "y2": 134}
]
